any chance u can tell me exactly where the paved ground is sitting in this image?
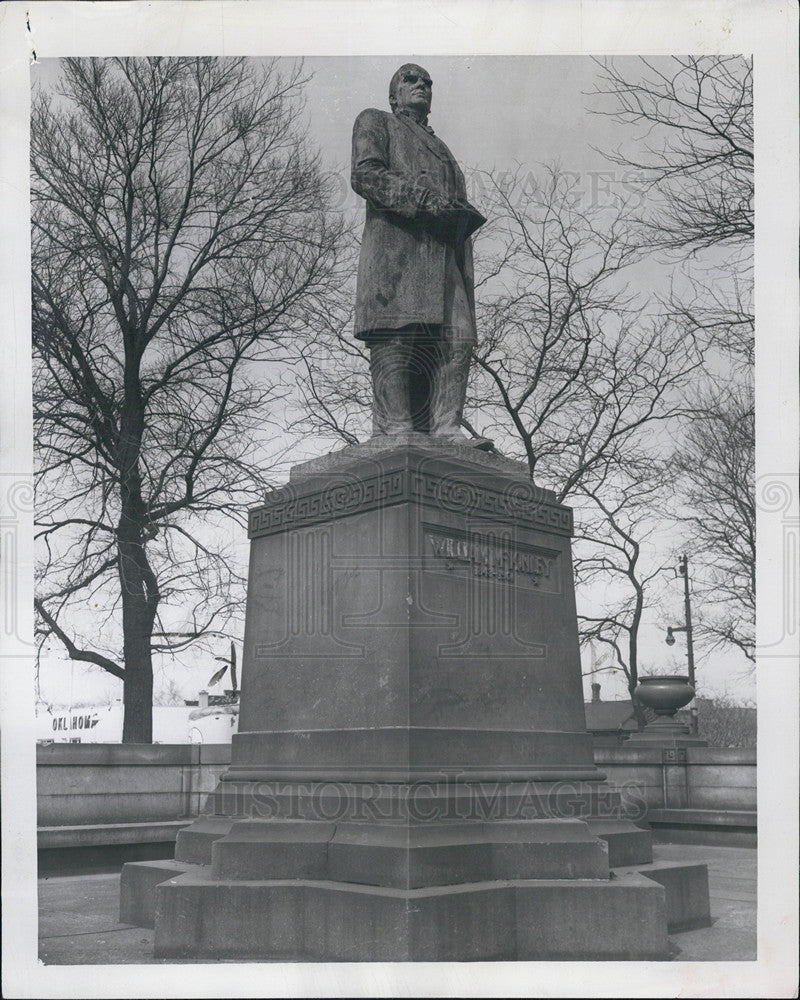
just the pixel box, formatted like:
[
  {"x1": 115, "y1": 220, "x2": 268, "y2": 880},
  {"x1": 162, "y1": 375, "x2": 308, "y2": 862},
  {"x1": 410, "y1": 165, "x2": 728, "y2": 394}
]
[
  {"x1": 653, "y1": 844, "x2": 757, "y2": 961},
  {"x1": 38, "y1": 843, "x2": 756, "y2": 964}
]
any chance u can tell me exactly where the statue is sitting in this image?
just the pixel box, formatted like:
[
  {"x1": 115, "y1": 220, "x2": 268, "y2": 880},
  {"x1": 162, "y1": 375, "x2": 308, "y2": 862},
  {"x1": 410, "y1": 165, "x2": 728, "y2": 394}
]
[{"x1": 351, "y1": 63, "x2": 489, "y2": 445}]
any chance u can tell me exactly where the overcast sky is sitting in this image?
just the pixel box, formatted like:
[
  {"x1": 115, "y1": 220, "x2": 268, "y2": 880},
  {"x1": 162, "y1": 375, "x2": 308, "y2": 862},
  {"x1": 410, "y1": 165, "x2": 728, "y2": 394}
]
[
  {"x1": 300, "y1": 55, "x2": 631, "y2": 172},
  {"x1": 34, "y1": 54, "x2": 645, "y2": 209}
]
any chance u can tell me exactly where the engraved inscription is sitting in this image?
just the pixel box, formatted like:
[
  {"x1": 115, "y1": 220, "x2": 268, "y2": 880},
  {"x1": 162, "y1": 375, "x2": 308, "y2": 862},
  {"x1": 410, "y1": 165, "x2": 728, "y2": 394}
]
[{"x1": 424, "y1": 528, "x2": 557, "y2": 588}]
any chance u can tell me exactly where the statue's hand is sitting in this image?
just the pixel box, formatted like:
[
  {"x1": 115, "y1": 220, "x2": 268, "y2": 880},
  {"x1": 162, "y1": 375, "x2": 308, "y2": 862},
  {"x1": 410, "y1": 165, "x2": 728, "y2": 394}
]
[
  {"x1": 419, "y1": 192, "x2": 484, "y2": 240},
  {"x1": 419, "y1": 190, "x2": 452, "y2": 219}
]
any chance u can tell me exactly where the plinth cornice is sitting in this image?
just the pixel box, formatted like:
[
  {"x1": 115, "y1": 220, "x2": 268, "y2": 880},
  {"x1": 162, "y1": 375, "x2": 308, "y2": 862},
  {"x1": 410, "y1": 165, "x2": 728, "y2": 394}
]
[{"x1": 248, "y1": 448, "x2": 573, "y2": 539}]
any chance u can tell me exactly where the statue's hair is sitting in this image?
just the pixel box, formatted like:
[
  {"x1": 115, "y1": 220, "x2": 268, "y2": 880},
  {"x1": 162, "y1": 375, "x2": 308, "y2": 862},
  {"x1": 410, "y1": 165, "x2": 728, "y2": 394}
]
[{"x1": 389, "y1": 63, "x2": 430, "y2": 110}]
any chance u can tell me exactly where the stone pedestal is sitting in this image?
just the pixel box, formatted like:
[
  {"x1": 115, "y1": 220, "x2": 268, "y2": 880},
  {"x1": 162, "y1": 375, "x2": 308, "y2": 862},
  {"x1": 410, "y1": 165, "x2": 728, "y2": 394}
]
[
  {"x1": 624, "y1": 725, "x2": 709, "y2": 749},
  {"x1": 126, "y1": 440, "x2": 708, "y2": 959},
  {"x1": 235, "y1": 440, "x2": 595, "y2": 778}
]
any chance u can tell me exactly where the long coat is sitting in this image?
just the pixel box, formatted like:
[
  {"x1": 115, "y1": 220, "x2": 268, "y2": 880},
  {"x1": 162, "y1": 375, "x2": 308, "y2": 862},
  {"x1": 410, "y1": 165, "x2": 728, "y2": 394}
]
[{"x1": 351, "y1": 108, "x2": 483, "y2": 338}]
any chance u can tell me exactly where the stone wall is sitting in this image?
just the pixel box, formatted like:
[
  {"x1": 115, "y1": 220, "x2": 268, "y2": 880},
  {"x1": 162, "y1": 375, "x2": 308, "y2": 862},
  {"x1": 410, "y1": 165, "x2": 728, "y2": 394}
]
[
  {"x1": 37, "y1": 742, "x2": 231, "y2": 848},
  {"x1": 595, "y1": 746, "x2": 756, "y2": 846},
  {"x1": 36, "y1": 742, "x2": 755, "y2": 849}
]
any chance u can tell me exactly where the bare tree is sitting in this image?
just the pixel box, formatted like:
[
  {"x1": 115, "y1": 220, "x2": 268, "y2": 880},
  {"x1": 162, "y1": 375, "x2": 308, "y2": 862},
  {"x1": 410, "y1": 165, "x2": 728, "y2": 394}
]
[
  {"x1": 590, "y1": 55, "x2": 754, "y2": 364},
  {"x1": 466, "y1": 166, "x2": 704, "y2": 500},
  {"x1": 591, "y1": 55, "x2": 753, "y2": 255},
  {"x1": 591, "y1": 56, "x2": 755, "y2": 665},
  {"x1": 673, "y1": 384, "x2": 755, "y2": 660},
  {"x1": 664, "y1": 267, "x2": 754, "y2": 368},
  {"x1": 153, "y1": 678, "x2": 186, "y2": 707},
  {"x1": 32, "y1": 57, "x2": 344, "y2": 742},
  {"x1": 695, "y1": 695, "x2": 756, "y2": 748},
  {"x1": 572, "y1": 457, "x2": 676, "y2": 722}
]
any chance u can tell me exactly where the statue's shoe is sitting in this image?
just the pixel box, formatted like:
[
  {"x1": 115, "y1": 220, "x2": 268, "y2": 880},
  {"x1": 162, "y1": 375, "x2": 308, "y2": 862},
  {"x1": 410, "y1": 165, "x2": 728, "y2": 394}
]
[
  {"x1": 432, "y1": 430, "x2": 495, "y2": 451},
  {"x1": 466, "y1": 436, "x2": 495, "y2": 451}
]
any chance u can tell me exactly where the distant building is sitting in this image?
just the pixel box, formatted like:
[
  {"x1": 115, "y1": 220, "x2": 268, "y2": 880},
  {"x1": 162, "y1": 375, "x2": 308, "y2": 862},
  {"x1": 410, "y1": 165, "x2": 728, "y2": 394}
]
[
  {"x1": 35, "y1": 689, "x2": 239, "y2": 744},
  {"x1": 584, "y1": 682, "x2": 639, "y2": 747}
]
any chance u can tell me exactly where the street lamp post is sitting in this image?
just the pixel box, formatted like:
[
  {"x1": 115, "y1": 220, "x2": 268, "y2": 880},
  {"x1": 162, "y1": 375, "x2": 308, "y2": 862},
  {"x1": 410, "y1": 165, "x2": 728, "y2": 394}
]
[{"x1": 665, "y1": 553, "x2": 698, "y2": 735}]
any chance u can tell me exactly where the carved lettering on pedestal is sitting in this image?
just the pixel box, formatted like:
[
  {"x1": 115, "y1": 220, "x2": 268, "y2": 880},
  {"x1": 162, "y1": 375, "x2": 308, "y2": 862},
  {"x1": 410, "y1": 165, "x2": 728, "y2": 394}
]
[{"x1": 424, "y1": 528, "x2": 558, "y2": 590}]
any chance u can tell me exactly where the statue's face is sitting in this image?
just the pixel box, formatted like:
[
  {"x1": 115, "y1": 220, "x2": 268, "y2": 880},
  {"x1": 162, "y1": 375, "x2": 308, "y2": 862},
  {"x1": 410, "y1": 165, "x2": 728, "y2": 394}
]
[{"x1": 393, "y1": 64, "x2": 432, "y2": 116}]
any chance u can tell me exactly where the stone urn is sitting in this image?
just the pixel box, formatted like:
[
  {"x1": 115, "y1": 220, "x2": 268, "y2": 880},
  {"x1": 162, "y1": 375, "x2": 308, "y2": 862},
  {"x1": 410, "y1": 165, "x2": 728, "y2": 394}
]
[
  {"x1": 635, "y1": 675, "x2": 695, "y2": 718},
  {"x1": 626, "y1": 675, "x2": 704, "y2": 745}
]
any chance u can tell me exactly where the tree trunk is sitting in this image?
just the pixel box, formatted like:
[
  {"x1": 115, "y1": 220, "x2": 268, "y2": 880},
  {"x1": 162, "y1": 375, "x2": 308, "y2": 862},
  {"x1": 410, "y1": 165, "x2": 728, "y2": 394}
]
[
  {"x1": 118, "y1": 524, "x2": 158, "y2": 743},
  {"x1": 628, "y1": 603, "x2": 647, "y2": 728},
  {"x1": 121, "y1": 650, "x2": 154, "y2": 743},
  {"x1": 117, "y1": 379, "x2": 159, "y2": 742},
  {"x1": 628, "y1": 676, "x2": 647, "y2": 729}
]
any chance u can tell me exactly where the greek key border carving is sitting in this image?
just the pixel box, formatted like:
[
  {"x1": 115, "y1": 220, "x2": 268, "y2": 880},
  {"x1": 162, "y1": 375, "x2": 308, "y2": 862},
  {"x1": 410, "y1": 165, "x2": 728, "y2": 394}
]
[{"x1": 248, "y1": 468, "x2": 573, "y2": 538}]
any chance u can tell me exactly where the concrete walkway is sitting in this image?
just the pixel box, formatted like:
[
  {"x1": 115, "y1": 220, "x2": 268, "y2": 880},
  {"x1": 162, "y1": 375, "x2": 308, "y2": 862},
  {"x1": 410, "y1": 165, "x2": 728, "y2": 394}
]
[
  {"x1": 652, "y1": 844, "x2": 757, "y2": 961},
  {"x1": 38, "y1": 844, "x2": 756, "y2": 964}
]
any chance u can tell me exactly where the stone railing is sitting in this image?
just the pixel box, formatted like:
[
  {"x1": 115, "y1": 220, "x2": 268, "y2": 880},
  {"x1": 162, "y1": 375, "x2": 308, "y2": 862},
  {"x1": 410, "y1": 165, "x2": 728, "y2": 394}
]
[
  {"x1": 594, "y1": 745, "x2": 756, "y2": 846},
  {"x1": 36, "y1": 742, "x2": 231, "y2": 850},
  {"x1": 36, "y1": 742, "x2": 755, "y2": 851}
]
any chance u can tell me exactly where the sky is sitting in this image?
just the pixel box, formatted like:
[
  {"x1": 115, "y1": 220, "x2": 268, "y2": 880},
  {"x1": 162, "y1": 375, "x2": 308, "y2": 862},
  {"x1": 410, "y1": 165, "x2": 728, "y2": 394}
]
[
  {"x1": 32, "y1": 54, "x2": 648, "y2": 224},
  {"x1": 299, "y1": 55, "x2": 629, "y2": 177},
  {"x1": 30, "y1": 54, "x2": 755, "y2": 708}
]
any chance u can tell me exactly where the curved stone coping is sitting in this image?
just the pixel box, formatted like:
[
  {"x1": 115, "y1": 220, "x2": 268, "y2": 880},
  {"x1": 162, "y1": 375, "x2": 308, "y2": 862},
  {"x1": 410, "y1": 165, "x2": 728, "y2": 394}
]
[
  {"x1": 647, "y1": 808, "x2": 756, "y2": 827},
  {"x1": 36, "y1": 743, "x2": 231, "y2": 766},
  {"x1": 594, "y1": 747, "x2": 756, "y2": 765},
  {"x1": 38, "y1": 819, "x2": 191, "y2": 849}
]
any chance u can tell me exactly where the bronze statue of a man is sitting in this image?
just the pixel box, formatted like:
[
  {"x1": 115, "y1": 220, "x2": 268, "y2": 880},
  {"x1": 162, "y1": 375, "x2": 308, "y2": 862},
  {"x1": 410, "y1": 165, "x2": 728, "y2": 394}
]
[{"x1": 351, "y1": 63, "x2": 487, "y2": 443}]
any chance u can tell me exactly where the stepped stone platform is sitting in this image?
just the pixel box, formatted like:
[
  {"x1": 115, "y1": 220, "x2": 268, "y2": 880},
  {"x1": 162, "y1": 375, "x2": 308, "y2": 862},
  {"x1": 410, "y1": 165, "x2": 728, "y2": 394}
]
[
  {"x1": 122, "y1": 442, "x2": 710, "y2": 960},
  {"x1": 122, "y1": 827, "x2": 709, "y2": 941}
]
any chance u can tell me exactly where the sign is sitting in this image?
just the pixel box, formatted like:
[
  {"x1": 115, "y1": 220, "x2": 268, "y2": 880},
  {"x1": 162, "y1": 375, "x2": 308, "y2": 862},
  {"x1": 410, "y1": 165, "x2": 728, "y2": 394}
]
[
  {"x1": 50, "y1": 712, "x2": 100, "y2": 732},
  {"x1": 424, "y1": 527, "x2": 559, "y2": 590}
]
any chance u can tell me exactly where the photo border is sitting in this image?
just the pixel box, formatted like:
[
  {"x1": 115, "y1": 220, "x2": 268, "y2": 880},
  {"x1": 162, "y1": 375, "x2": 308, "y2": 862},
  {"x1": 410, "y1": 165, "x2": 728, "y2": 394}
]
[{"x1": 1, "y1": 2, "x2": 797, "y2": 996}]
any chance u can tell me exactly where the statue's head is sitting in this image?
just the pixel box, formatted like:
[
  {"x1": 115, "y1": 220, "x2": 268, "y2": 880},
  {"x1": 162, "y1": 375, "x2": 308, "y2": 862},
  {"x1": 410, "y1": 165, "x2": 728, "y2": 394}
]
[{"x1": 389, "y1": 63, "x2": 432, "y2": 117}]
